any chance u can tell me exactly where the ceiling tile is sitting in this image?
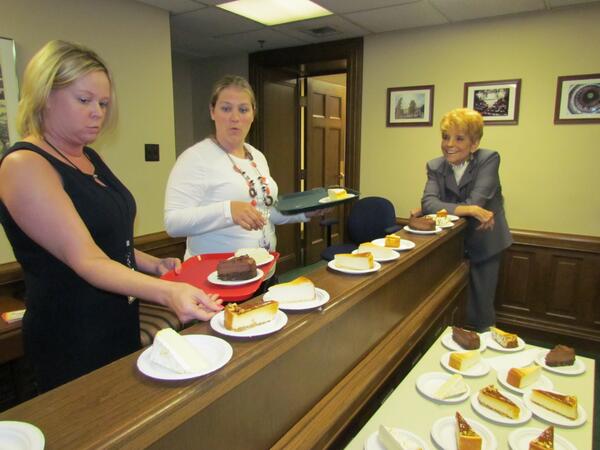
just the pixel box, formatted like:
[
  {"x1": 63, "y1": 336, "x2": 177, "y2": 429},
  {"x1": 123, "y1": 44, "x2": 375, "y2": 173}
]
[
  {"x1": 135, "y1": 0, "x2": 206, "y2": 14},
  {"x1": 429, "y1": 0, "x2": 546, "y2": 22},
  {"x1": 274, "y1": 14, "x2": 370, "y2": 43},
  {"x1": 344, "y1": 2, "x2": 448, "y2": 33},
  {"x1": 312, "y1": 0, "x2": 416, "y2": 14},
  {"x1": 170, "y1": 6, "x2": 264, "y2": 39}
]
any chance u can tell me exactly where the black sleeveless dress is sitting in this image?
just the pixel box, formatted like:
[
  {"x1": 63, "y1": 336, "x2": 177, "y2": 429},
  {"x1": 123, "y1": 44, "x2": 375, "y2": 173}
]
[{"x1": 0, "y1": 142, "x2": 141, "y2": 392}]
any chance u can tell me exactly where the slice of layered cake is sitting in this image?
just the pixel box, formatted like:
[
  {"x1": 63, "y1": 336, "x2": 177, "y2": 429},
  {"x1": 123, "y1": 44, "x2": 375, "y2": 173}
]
[
  {"x1": 266, "y1": 276, "x2": 315, "y2": 303},
  {"x1": 507, "y1": 364, "x2": 541, "y2": 388},
  {"x1": 478, "y1": 385, "x2": 520, "y2": 419},
  {"x1": 378, "y1": 425, "x2": 423, "y2": 450},
  {"x1": 545, "y1": 344, "x2": 575, "y2": 367},
  {"x1": 490, "y1": 326, "x2": 518, "y2": 348},
  {"x1": 452, "y1": 326, "x2": 480, "y2": 350},
  {"x1": 455, "y1": 412, "x2": 482, "y2": 450},
  {"x1": 449, "y1": 350, "x2": 481, "y2": 372},
  {"x1": 530, "y1": 389, "x2": 578, "y2": 420},
  {"x1": 529, "y1": 425, "x2": 554, "y2": 450},
  {"x1": 224, "y1": 301, "x2": 279, "y2": 331},
  {"x1": 433, "y1": 374, "x2": 467, "y2": 400},
  {"x1": 217, "y1": 255, "x2": 257, "y2": 281},
  {"x1": 384, "y1": 234, "x2": 401, "y2": 247},
  {"x1": 150, "y1": 328, "x2": 209, "y2": 374}
]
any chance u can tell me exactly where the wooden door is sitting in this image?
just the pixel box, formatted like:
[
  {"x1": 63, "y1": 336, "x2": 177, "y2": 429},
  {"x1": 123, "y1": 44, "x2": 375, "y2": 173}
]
[
  {"x1": 304, "y1": 78, "x2": 347, "y2": 264},
  {"x1": 259, "y1": 72, "x2": 302, "y2": 274}
]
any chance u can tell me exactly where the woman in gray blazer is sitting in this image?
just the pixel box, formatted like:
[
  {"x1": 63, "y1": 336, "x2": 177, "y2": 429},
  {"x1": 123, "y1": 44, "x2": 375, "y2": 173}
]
[{"x1": 420, "y1": 108, "x2": 512, "y2": 331}]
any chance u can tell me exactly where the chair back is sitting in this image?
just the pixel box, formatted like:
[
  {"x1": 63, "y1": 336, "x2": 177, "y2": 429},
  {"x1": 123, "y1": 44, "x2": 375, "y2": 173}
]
[{"x1": 347, "y1": 197, "x2": 398, "y2": 244}]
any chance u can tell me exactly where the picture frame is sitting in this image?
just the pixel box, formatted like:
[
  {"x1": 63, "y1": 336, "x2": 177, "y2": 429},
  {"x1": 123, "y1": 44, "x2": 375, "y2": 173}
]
[
  {"x1": 0, "y1": 36, "x2": 19, "y2": 153},
  {"x1": 554, "y1": 73, "x2": 600, "y2": 124},
  {"x1": 386, "y1": 85, "x2": 434, "y2": 127},
  {"x1": 463, "y1": 79, "x2": 521, "y2": 125}
]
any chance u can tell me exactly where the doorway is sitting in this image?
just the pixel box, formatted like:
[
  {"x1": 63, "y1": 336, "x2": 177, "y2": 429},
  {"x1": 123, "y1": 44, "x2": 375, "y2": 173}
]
[{"x1": 249, "y1": 38, "x2": 363, "y2": 271}]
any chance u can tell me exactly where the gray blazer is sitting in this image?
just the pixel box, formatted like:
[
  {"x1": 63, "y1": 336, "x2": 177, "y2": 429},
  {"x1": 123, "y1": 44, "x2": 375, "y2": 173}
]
[{"x1": 421, "y1": 148, "x2": 512, "y2": 263}]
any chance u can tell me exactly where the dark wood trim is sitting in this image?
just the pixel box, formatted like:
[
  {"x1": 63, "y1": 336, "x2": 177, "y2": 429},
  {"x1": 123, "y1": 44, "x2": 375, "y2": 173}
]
[
  {"x1": 509, "y1": 228, "x2": 600, "y2": 254},
  {"x1": 248, "y1": 37, "x2": 363, "y2": 190}
]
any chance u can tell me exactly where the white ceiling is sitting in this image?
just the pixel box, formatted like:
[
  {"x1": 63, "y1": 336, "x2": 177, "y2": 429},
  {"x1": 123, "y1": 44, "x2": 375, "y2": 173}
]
[{"x1": 136, "y1": 0, "x2": 600, "y2": 58}]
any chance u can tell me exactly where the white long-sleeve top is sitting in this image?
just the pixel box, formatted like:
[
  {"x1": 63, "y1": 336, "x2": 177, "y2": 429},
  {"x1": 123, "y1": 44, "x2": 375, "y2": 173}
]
[{"x1": 164, "y1": 138, "x2": 307, "y2": 258}]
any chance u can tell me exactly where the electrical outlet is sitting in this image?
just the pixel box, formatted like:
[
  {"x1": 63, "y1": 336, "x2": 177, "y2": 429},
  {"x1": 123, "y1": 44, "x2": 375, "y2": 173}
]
[{"x1": 145, "y1": 144, "x2": 159, "y2": 161}]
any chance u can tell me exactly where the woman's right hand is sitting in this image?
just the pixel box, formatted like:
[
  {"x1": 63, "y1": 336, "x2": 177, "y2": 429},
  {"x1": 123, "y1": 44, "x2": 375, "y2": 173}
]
[
  {"x1": 231, "y1": 201, "x2": 266, "y2": 230},
  {"x1": 167, "y1": 283, "x2": 223, "y2": 323}
]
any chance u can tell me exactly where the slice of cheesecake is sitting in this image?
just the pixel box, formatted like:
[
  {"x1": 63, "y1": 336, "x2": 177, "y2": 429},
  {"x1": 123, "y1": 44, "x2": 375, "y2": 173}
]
[
  {"x1": 334, "y1": 252, "x2": 374, "y2": 270},
  {"x1": 455, "y1": 412, "x2": 482, "y2": 450},
  {"x1": 384, "y1": 234, "x2": 401, "y2": 247},
  {"x1": 358, "y1": 242, "x2": 396, "y2": 260},
  {"x1": 478, "y1": 384, "x2": 520, "y2": 419},
  {"x1": 266, "y1": 276, "x2": 315, "y2": 303},
  {"x1": 378, "y1": 425, "x2": 423, "y2": 450},
  {"x1": 529, "y1": 425, "x2": 554, "y2": 450},
  {"x1": 490, "y1": 326, "x2": 518, "y2": 348},
  {"x1": 150, "y1": 328, "x2": 209, "y2": 374},
  {"x1": 449, "y1": 350, "x2": 481, "y2": 372},
  {"x1": 328, "y1": 188, "x2": 347, "y2": 200},
  {"x1": 530, "y1": 389, "x2": 578, "y2": 420},
  {"x1": 507, "y1": 364, "x2": 541, "y2": 388},
  {"x1": 433, "y1": 374, "x2": 467, "y2": 400}
]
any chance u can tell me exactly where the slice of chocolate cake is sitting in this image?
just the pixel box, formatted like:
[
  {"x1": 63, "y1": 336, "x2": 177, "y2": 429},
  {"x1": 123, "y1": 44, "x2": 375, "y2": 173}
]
[
  {"x1": 217, "y1": 255, "x2": 257, "y2": 281},
  {"x1": 452, "y1": 326, "x2": 480, "y2": 350},
  {"x1": 545, "y1": 344, "x2": 575, "y2": 367},
  {"x1": 409, "y1": 215, "x2": 436, "y2": 231}
]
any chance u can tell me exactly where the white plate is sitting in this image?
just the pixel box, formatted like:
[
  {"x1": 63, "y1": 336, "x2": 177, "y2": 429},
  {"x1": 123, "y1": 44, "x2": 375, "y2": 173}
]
[
  {"x1": 0, "y1": 422, "x2": 45, "y2": 450},
  {"x1": 481, "y1": 332, "x2": 526, "y2": 352},
  {"x1": 210, "y1": 309, "x2": 287, "y2": 338},
  {"x1": 441, "y1": 331, "x2": 487, "y2": 352},
  {"x1": 415, "y1": 371, "x2": 470, "y2": 403},
  {"x1": 370, "y1": 238, "x2": 416, "y2": 251},
  {"x1": 470, "y1": 388, "x2": 531, "y2": 425},
  {"x1": 136, "y1": 335, "x2": 233, "y2": 381},
  {"x1": 523, "y1": 390, "x2": 587, "y2": 427},
  {"x1": 508, "y1": 427, "x2": 576, "y2": 450},
  {"x1": 207, "y1": 268, "x2": 264, "y2": 286},
  {"x1": 231, "y1": 252, "x2": 274, "y2": 266},
  {"x1": 426, "y1": 213, "x2": 460, "y2": 221},
  {"x1": 264, "y1": 288, "x2": 330, "y2": 311},
  {"x1": 440, "y1": 351, "x2": 490, "y2": 377},
  {"x1": 496, "y1": 367, "x2": 553, "y2": 395},
  {"x1": 327, "y1": 259, "x2": 381, "y2": 274},
  {"x1": 403, "y1": 225, "x2": 442, "y2": 235},
  {"x1": 534, "y1": 349, "x2": 586, "y2": 375},
  {"x1": 364, "y1": 429, "x2": 431, "y2": 450},
  {"x1": 352, "y1": 248, "x2": 400, "y2": 262},
  {"x1": 431, "y1": 415, "x2": 497, "y2": 450},
  {"x1": 318, "y1": 193, "x2": 357, "y2": 204}
]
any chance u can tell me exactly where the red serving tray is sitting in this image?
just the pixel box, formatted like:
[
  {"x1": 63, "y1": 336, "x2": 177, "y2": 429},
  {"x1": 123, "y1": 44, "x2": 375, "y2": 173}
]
[{"x1": 160, "y1": 252, "x2": 279, "y2": 302}]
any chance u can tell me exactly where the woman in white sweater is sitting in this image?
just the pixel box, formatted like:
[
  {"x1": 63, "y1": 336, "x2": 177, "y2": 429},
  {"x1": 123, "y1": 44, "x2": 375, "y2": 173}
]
[{"x1": 165, "y1": 75, "x2": 323, "y2": 259}]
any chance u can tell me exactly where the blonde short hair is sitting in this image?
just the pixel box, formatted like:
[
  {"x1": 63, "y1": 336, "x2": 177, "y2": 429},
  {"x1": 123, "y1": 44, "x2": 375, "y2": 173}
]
[
  {"x1": 16, "y1": 40, "x2": 117, "y2": 139},
  {"x1": 209, "y1": 75, "x2": 256, "y2": 112},
  {"x1": 440, "y1": 108, "x2": 483, "y2": 142}
]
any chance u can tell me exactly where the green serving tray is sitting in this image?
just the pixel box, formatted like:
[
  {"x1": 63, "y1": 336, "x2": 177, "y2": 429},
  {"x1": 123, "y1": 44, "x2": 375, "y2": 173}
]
[{"x1": 276, "y1": 187, "x2": 360, "y2": 214}]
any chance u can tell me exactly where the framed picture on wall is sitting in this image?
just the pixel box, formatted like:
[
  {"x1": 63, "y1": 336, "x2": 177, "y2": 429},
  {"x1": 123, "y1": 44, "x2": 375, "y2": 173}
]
[
  {"x1": 554, "y1": 73, "x2": 600, "y2": 124},
  {"x1": 0, "y1": 37, "x2": 19, "y2": 153},
  {"x1": 386, "y1": 85, "x2": 434, "y2": 127},
  {"x1": 463, "y1": 79, "x2": 521, "y2": 125}
]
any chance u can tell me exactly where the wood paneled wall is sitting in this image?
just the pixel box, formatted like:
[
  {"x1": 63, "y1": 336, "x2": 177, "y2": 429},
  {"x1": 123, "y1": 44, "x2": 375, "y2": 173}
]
[{"x1": 496, "y1": 229, "x2": 600, "y2": 350}]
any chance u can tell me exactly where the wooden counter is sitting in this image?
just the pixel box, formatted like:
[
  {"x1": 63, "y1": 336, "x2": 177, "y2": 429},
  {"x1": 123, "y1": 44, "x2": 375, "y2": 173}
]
[{"x1": 0, "y1": 222, "x2": 468, "y2": 449}]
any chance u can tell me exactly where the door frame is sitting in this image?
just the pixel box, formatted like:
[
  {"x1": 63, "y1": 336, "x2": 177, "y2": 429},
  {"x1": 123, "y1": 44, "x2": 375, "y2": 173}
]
[{"x1": 248, "y1": 37, "x2": 363, "y2": 192}]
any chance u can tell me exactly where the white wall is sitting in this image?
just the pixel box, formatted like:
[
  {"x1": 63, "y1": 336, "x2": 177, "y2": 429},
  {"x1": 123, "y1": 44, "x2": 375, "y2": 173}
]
[{"x1": 0, "y1": 0, "x2": 176, "y2": 263}]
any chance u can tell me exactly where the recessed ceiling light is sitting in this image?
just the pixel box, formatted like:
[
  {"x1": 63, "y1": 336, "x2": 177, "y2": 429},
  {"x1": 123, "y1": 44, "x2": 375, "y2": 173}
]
[{"x1": 218, "y1": 0, "x2": 332, "y2": 26}]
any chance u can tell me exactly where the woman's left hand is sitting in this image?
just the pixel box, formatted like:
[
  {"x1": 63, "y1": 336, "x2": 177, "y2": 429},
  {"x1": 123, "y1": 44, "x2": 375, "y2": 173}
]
[
  {"x1": 306, "y1": 207, "x2": 334, "y2": 218},
  {"x1": 156, "y1": 257, "x2": 182, "y2": 276}
]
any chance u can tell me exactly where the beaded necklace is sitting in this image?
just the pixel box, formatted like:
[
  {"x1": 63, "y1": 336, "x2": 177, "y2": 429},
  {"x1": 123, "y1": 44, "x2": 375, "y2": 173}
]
[{"x1": 212, "y1": 137, "x2": 274, "y2": 207}]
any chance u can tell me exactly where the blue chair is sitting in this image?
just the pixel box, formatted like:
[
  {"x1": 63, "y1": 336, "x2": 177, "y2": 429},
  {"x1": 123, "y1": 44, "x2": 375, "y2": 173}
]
[{"x1": 320, "y1": 196, "x2": 402, "y2": 261}]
